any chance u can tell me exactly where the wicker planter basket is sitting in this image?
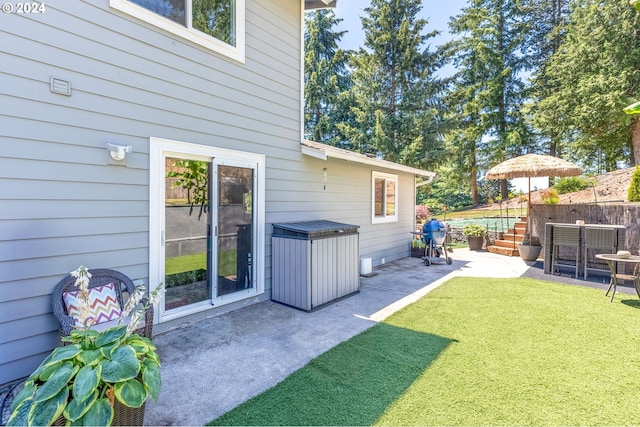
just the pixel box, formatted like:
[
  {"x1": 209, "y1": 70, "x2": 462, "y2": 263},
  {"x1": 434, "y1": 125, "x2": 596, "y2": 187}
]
[
  {"x1": 411, "y1": 247, "x2": 424, "y2": 258},
  {"x1": 54, "y1": 399, "x2": 145, "y2": 426}
]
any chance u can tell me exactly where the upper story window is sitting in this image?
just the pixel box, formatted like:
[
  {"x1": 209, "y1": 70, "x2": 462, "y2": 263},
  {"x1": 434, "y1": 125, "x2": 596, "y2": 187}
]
[
  {"x1": 110, "y1": 0, "x2": 245, "y2": 62},
  {"x1": 372, "y1": 171, "x2": 398, "y2": 224}
]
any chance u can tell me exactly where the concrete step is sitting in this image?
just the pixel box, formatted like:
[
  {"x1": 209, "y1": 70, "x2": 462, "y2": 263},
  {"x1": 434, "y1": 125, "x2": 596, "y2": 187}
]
[
  {"x1": 486, "y1": 245, "x2": 519, "y2": 256},
  {"x1": 488, "y1": 216, "x2": 527, "y2": 258},
  {"x1": 493, "y1": 239, "x2": 521, "y2": 249},
  {"x1": 507, "y1": 227, "x2": 527, "y2": 236},
  {"x1": 501, "y1": 233, "x2": 524, "y2": 243}
]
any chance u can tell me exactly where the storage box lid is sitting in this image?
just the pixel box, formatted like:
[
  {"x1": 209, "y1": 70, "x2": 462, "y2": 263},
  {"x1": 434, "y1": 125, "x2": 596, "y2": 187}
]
[{"x1": 272, "y1": 220, "x2": 359, "y2": 239}]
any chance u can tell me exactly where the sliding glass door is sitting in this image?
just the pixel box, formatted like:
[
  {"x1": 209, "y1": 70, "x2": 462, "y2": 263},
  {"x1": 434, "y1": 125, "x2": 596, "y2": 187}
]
[
  {"x1": 164, "y1": 156, "x2": 212, "y2": 310},
  {"x1": 213, "y1": 160, "x2": 254, "y2": 298},
  {"x1": 156, "y1": 143, "x2": 261, "y2": 317}
]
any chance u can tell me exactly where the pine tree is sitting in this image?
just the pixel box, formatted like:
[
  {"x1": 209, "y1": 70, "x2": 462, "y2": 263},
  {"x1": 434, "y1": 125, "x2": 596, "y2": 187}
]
[
  {"x1": 526, "y1": 0, "x2": 570, "y2": 164},
  {"x1": 339, "y1": 0, "x2": 445, "y2": 169},
  {"x1": 533, "y1": 0, "x2": 640, "y2": 171},
  {"x1": 445, "y1": 0, "x2": 532, "y2": 201},
  {"x1": 304, "y1": 9, "x2": 352, "y2": 144}
]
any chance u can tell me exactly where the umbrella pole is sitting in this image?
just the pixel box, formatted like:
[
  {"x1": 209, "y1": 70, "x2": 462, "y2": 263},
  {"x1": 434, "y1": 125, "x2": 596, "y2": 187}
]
[{"x1": 527, "y1": 177, "x2": 531, "y2": 237}]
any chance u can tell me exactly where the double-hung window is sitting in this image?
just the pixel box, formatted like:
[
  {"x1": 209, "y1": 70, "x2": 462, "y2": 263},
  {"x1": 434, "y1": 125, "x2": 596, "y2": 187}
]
[
  {"x1": 372, "y1": 171, "x2": 398, "y2": 224},
  {"x1": 111, "y1": 0, "x2": 245, "y2": 62}
]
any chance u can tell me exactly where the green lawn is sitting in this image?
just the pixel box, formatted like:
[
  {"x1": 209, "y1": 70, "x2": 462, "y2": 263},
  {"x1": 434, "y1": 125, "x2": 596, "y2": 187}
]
[
  {"x1": 165, "y1": 251, "x2": 236, "y2": 278},
  {"x1": 210, "y1": 277, "x2": 640, "y2": 426}
]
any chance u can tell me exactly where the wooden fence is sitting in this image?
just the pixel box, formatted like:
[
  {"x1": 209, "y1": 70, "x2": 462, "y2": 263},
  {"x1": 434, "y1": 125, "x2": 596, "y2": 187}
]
[{"x1": 529, "y1": 203, "x2": 640, "y2": 255}]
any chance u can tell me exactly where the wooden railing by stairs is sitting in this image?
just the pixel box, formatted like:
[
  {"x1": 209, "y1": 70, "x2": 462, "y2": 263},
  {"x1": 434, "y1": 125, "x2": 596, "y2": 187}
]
[{"x1": 486, "y1": 217, "x2": 527, "y2": 256}]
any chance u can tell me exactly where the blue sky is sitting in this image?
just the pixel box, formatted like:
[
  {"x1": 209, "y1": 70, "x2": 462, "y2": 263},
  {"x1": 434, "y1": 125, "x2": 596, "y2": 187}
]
[{"x1": 333, "y1": 0, "x2": 468, "y2": 52}]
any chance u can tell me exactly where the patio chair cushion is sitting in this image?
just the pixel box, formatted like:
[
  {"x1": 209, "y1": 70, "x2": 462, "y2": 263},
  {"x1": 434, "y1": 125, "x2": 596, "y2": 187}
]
[
  {"x1": 63, "y1": 282, "x2": 122, "y2": 327},
  {"x1": 53, "y1": 268, "x2": 153, "y2": 340}
]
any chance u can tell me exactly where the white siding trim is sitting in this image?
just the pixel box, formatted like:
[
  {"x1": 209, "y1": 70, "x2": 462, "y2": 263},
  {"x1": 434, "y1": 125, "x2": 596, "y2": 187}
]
[
  {"x1": 110, "y1": 0, "x2": 246, "y2": 63},
  {"x1": 371, "y1": 171, "x2": 399, "y2": 224},
  {"x1": 149, "y1": 137, "x2": 266, "y2": 323},
  {"x1": 299, "y1": 0, "x2": 305, "y2": 144}
]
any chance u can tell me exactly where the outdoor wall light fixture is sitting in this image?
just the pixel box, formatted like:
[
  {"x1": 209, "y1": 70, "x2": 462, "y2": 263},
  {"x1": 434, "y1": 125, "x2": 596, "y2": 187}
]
[{"x1": 106, "y1": 143, "x2": 132, "y2": 161}]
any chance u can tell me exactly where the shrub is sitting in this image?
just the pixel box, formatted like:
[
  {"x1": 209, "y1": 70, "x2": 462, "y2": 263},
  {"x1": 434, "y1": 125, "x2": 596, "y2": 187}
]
[
  {"x1": 415, "y1": 205, "x2": 431, "y2": 222},
  {"x1": 541, "y1": 188, "x2": 559, "y2": 204},
  {"x1": 628, "y1": 166, "x2": 640, "y2": 202},
  {"x1": 553, "y1": 176, "x2": 593, "y2": 194},
  {"x1": 462, "y1": 223, "x2": 486, "y2": 237}
]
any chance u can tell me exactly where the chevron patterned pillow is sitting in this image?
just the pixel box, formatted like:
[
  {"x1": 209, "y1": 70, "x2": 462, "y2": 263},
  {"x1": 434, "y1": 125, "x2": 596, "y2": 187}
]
[{"x1": 63, "y1": 282, "x2": 123, "y2": 327}]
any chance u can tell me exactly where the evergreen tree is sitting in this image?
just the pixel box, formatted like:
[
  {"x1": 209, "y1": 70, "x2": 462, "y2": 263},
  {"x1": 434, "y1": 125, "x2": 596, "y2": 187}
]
[
  {"x1": 339, "y1": 0, "x2": 445, "y2": 169},
  {"x1": 533, "y1": 0, "x2": 640, "y2": 171},
  {"x1": 628, "y1": 165, "x2": 640, "y2": 202},
  {"x1": 445, "y1": 0, "x2": 532, "y2": 201},
  {"x1": 525, "y1": 0, "x2": 570, "y2": 164},
  {"x1": 304, "y1": 9, "x2": 352, "y2": 144}
]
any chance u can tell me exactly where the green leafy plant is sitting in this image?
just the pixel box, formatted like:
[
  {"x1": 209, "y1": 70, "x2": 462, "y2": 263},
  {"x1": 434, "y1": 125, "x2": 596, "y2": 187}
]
[
  {"x1": 8, "y1": 267, "x2": 163, "y2": 426},
  {"x1": 462, "y1": 223, "x2": 486, "y2": 237},
  {"x1": 411, "y1": 239, "x2": 426, "y2": 249},
  {"x1": 628, "y1": 165, "x2": 640, "y2": 202},
  {"x1": 541, "y1": 188, "x2": 559, "y2": 204},
  {"x1": 553, "y1": 176, "x2": 594, "y2": 194},
  {"x1": 166, "y1": 159, "x2": 209, "y2": 219}
]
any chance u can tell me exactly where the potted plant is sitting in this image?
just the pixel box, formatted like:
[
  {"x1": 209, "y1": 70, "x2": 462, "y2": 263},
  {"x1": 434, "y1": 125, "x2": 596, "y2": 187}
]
[
  {"x1": 462, "y1": 223, "x2": 486, "y2": 250},
  {"x1": 7, "y1": 267, "x2": 163, "y2": 426},
  {"x1": 518, "y1": 233, "x2": 542, "y2": 261},
  {"x1": 411, "y1": 238, "x2": 426, "y2": 257}
]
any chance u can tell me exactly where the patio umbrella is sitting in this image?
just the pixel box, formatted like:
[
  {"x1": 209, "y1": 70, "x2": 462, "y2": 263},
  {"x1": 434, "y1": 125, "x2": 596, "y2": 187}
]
[{"x1": 485, "y1": 153, "x2": 582, "y2": 235}]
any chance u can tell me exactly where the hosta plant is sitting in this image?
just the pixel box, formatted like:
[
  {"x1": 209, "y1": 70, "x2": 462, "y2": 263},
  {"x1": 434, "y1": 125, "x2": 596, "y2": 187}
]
[{"x1": 7, "y1": 267, "x2": 162, "y2": 426}]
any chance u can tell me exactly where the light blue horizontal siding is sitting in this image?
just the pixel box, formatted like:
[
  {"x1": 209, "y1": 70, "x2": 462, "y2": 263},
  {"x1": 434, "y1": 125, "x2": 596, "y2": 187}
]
[
  {"x1": 0, "y1": 352, "x2": 52, "y2": 385},
  {"x1": 0, "y1": 217, "x2": 148, "y2": 241},
  {"x1": 1, "y1": 0, "x2": 303, "y2": 385},
  {"x1": 0, "y1": 332, "x2": 60, "y2": 367},
  {"x1": 0, "y1": 314, "x2": 57, "y2": 345},
  {"x1": 0, "y1": 0, "x2": 422, "y2": 385},
  {"x1": 265, "y1": 158, "x2": 416, "y2": 266}
]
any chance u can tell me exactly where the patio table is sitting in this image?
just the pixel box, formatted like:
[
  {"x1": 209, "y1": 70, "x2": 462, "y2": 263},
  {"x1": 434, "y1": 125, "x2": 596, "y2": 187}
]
[
  {"x1": 595, "y1": 253, "x2": 640, "y2": 302},
  {"x1": 543, "y1": 223, "x2": 625, "y2": 277}
]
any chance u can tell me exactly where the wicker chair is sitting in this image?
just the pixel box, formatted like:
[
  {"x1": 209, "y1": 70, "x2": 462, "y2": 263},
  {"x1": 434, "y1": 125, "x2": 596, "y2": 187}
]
[
  {"x1": 551, "y1": 225, "x2": 581, "y2": 278},
  {"x1": 52, "y1": 268, "x2": 153, "y2": 339},
  {"x1": 583, "y1": 227, "x2": 618, "y2": 280}
]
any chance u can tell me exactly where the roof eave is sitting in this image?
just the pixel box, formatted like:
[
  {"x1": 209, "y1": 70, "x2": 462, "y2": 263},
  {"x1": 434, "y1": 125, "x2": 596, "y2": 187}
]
[
  {"x1": 304, "y1": 0, "x2": 337, "y2": 11},
  {"x1": 301, "y1": 140, "x2": 436, "y2": 181}
]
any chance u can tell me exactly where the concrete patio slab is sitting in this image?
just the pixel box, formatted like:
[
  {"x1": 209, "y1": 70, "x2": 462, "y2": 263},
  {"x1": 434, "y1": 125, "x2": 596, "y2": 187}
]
[
  {"x1": 143, "y1": 249, "x2": 519, "y2": 425},
  {"x1": 143, "y1": 248, "x2": 636, "y2": 426}
]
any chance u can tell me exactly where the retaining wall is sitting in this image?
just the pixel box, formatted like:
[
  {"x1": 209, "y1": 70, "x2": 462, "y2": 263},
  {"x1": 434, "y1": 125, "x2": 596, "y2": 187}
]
[{"x1": 529, "y1": 203, "x2": 640, "y2": 255}]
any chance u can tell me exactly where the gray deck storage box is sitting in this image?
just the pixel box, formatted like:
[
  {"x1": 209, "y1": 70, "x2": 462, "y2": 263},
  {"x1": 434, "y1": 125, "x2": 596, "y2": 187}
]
[{"x1": 272, "y1": 220, "x2": 360, "y2": 311}]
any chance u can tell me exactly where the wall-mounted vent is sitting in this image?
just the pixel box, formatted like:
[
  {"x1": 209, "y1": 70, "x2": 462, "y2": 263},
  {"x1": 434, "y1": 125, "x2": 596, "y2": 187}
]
[{"x1": 50, "y1": 76, "x2": 71, "y2": 96}]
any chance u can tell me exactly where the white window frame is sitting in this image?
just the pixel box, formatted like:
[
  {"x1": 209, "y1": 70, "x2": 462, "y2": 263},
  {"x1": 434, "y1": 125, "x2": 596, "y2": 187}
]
[
  {"x1": 149, "y1": 137, "x2": 265, "y2": 322},
  {"x1": 110, "y1": 0, "x2": 245, "y2": 63},
  {"x1": 372, "y1": 171, "x2": 398, "y2": 224}
]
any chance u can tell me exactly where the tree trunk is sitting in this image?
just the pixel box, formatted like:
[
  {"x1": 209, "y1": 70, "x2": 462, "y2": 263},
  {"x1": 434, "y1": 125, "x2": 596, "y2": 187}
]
[
  {"x1": 501, "y1": 179, "x2": 509, "y2": 200},
  {"x1": 471, "y1": 172, "x2": 479, "y2": 205},
  {"x1": 470, "y1": 149, "x2": 479, "y2": 205},
  {"x1": 632, "y1": 117, "x2": 640, "y2": 167}
]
